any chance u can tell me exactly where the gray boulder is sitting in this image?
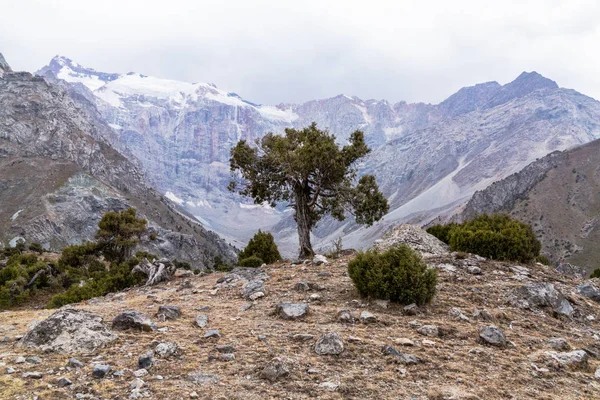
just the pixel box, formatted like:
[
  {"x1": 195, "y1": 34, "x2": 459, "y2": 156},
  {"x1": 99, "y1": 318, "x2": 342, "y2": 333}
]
[
  {"x1": 93, "y1": 364, "x2": 111, "y2": 379},
  {"x1": 112, "y1": 311, "x2": 157, "y2": 331},
  {"x1": 479, "y1": 325, "x2": 506, "y2": 347},
  {"x1": 195, "y1": 314, "x2": 209, "y2": 328},
  {"x1": 241, "y1": 279, "x2": 265, "y2": 300},
  {"x1": 374, "y1": 224, "x2": 450, "y2": 257},
  {"x1": 516, "y1": 282, "x2": 574, "y2": 316},
  {"x1": 19, "y1": 309, "x2": 117, "y2": 353},
  {"x1": 548, "y1": 338, "x2": 571, "y2": 351},
  {"x1": 314, "y1": 332, "x2": 344, "y2": 355},
  {"x1": 276, "y1": 303, "x2": 310, "y2": 320},
  {"x1": 416, "y1": 325, "x2": 439, "y2": 337},
  {"x1": 578, "y1": 281, "x2": 600, "y2": 303},
  {"x1": 260, "y1": 358, "x2": 291, "y2": 382},
  {"x1": 155, "y1": 342, "x2": 178, "y2": 357},
  {"x1": 157, "y1": 305, "x2": 182, "y2": 321},
  {"x1": 546, "y1": 350, "x2": 589, "y2": 369}
]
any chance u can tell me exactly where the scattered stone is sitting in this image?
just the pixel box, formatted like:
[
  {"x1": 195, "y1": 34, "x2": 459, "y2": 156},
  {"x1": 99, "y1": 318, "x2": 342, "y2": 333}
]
[
  {"x1": 546, "y1": 350, "x2": 589, "y2": 369},
  {"x1": 314, "y1": 332, "x2": 344, "y2": 355},
  {"x1": 68, "y1": 358, "x2": 84, "y2": 368},
  {"x1": 595, "y1": 366, "x2": 600, "y2": 379},
  {"x1": 395, "y1": 353, "x2": 421, "y2": 365},
  {"x1": 249, "y1": 291, "x2": 265, "y2": 301},
  {"x1": 578, "y1": 281, "x2": 600, "y2": 303},
  {"x1": 374, "y1": 299, "x2": 390, "y2": 309},
  {"x1": 479, "y1": 325, "x2": 506, "y2": 347},
  {"x1": 195, "y1": 314, "x2": 209, "y2": 328},
  {"x1": 23, "y1": 371, "x2": 43, "y2": 379},
  {"x1": 157, "y1": 305, "x2": 182, "y2": 321},
  {"x1": 510, "y1": 266, "x2": 530, "y2": 276},
  {"x1": 113, "y1": 370, "x2": 125, "y2": 377},
  {"x1": 292, "y1": 334, "x2": 315, "y2": 342},
  {"x1": 417, "y1": 325, "x2": 439, "y2": 337},
  {"x1": 26, "y1": 355, "x2": 41, "y2": 364},
  {"x1": 215, "y1": 344, "x2": 235, "y2": 353},
  {"x1": 556, "y1": 262, "x2": 587, "y2": 279},
  {"x1": 204, "y1": 329, "x2": 221, "y2": 339},
  {"x1": 276, "y1": 303, "x2": 310, "y2": 320},
  {"x1": 138, "y1": 351, "x2": 154, "y2": 369},
  {"x1": 294, "y1": 280, "x2": 311, "y2": 292},
  {"x1": 239, "y1": 303, "x2": 253, "y2": 312},
  {"x1": 360, "y1": 311, "x2": 378, "y2": 324},
  {"x1": 260, "y1": 357, "x2": 291, "y2": 382},
  {"x1": 422, "y1": 339, "x2": 436, "y2": 346},
  {"x1": 130, "y1": 378, "x2": 145, "y2": 390},
  {"x1": 133, "y1": 369, "x2": 148, "y2": 378},
  {"x1": 338, "y1": 310, "x2": 355, "y2": 324},
  {"x1": 472, "y1": 309, "x2": 493, "y2": 321},
  {"x1": 449, "y1": 307, "x2": 470, "y2": 322},
  {"x1": 467, "y1": 266, "x2": 482, "y2": 275},
  {"x1": 347, "y1": 336, "x2": 362, "y2": 343},
  {"x1": 382, "y1": 345, "x2": 401, "y2": 356},
  {"x1": 112, "y1": 311, "x2": 157, "y2": 332},
  {"x1": 155, "y1": 342, "x2": 178, "y2": 357},
  {"x1": 15, "y1": 356, "x2": 26, "y2": 364},
  {"x1": 216, "y1": 353, "x2": 235, "y2": 361},
  {"x1": 190, "y1": 392, "x2": 199, "y2": 398},
  {"x1": 187, "y1": 372, "x2": 219, "y2": 385},
  {"x1": 403, "y1": 303, "x2": 419, "y2": 316},
  {"x1": 93, "y1": 364, "x2": 111, "y2": 379},
  {"x1": 309, "y1": 293, "x2": 321, "y2": 302},
  {"x1": 313, "y1": 255, "x2": 328, "y2": 265},
  {"x1": 394, "y1": 338, "x2": 415, "y2": 346},
  {"x1": 548, "y1": 338, "x2": 571, "y2": 351},
  {"x1": 6, "y1": 367, "x2": 15, "y2": 374},
  {"x1": 242, "y1": 279, "x2": 265, "y2": 300},
  {"x1": 318, "y1": 271, "x2": 332, "y2": 278},
  {"x1": 516, "y1": 282, "x2": 574, "y2": 316},
  {"x1": 57, "y1": 377, "x2": 72, "y2": 387},
  {"x1": 20, "y1": 309, "x2": 118, "y2": 353},
  {"x1": 319, "y1": 381, "x2": 340, "y2": 391}
]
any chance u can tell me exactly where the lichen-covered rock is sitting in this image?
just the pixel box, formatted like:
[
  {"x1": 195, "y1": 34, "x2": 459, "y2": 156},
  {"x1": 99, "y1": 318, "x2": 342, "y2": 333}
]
[
  {"x1": 479, "y1": 325, "x2": 506, "y2": 347},
  {"x1": 515, "y1": 282, "x2": 574, "y2": 316},
  {"x1": 276, "y1": 303, "x2": 310, "y2": 320},
  {"x1": 314, "y1": 332, "x2": 344, "y2": 355},
  {"x1": 545, "y1": 350, "x2": 589, "y2": 370},
  {"x1": 156, "y1": 305, "x2": 182, "y2": 321},
  {"x1": 578, "y1": 281, "x2": 600, "y2": 303},
  {"x1": 373, "y1": 224, "x2": 450, "y2": 257},
  {"x1": 19, "y1": 309, "x2": 117, "y2": 354}
]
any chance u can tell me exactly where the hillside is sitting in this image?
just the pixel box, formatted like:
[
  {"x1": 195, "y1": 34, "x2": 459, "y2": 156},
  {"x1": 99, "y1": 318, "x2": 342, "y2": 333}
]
[
  {"x1": 1, "y1": 242, "x2": 600, "y2": 399},
  {"x1": 37, "y1": 57, "x2": 600, "y2": 255},
  {"x1": 460, "y1": 138, "x2": 600, "y2": 273},
  {"x1": 0, "y1": 54, "x2": 235, "y2": 268}
]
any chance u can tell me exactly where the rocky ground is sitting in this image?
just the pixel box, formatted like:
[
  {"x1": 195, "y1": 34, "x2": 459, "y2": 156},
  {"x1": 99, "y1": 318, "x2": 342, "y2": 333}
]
[{"x1": 2, "y1": 244, "x2": 600, "y2": 399}]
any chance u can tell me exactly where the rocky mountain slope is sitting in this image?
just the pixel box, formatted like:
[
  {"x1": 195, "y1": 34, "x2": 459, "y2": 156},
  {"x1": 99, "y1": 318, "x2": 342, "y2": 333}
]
[
  {"x1": 1, "y1": 230, "x2": 600, "y2": 399},
  {"x1": 37, "y1": 57, "x2": 600, "y2": 254},
  {"x1": 460, "y1": 138, "x2": 600, "y2": 273},
  {"x1": 0, "y1": 54, "x2": 235, "y2": 267}
]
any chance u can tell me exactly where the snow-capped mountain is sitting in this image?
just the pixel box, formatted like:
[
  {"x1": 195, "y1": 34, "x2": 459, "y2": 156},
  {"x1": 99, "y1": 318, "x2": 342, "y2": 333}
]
[{"x1": 37, "y1": 56, "x2": 600, "y2": 254}]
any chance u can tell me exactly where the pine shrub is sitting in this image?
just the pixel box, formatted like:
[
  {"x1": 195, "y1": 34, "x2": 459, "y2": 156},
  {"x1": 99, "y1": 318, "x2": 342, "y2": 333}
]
[
  {"x1": 238, "y1": 230, "x2": 281, "y2": 265},
  {"x1": 348, "y1": 244, "x2": 437, "y2": 305},
  {"x1": 427, "y1": 214, "x2": 541, "y2": 263},
  {"x1": 591, "y1": 268, "x2": 600, "y2": 279},
  {"x1": 239, "y1": 255, "x2": 264, "y2": 268}
]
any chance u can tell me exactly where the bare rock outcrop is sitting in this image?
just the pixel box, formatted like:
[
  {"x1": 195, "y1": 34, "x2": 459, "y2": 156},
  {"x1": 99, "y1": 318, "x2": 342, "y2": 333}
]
[
  {"x1": 19, "y1": 309, "x2": 117, "y2": 353},
  {"x1": 373, "y1": 224, "x2": 449, "y2": 257}
]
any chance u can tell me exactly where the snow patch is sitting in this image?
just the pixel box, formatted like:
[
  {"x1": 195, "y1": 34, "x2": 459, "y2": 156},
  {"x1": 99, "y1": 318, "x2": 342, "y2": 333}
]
[
  {"x1": 11, "y1": 209, "x2": 23, "y2": 221},
  {"x1": 165, "y1": 191, "x2": 184, "y2": 205},
  {"x1": 258, "y1": 106, "x2": 299, "y2": 123},
  {"x1": 108, "y1": 123, "x2": 122, "y2": 130},
  {"x1": 9, "y1": 236, "x2": 25, "y2": 247},
  {"x1": 353, "y1": 104, "x2": 372, "y2": 124}
]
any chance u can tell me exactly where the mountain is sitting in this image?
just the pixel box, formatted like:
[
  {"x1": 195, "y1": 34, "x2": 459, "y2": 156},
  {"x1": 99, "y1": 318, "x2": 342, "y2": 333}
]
[
  {"x1": 460, "y1": 138, "x2": 600, "y2": 273},
  {"x1": 37, "y1": 56, "x2": 600, "y2": 254},
  {"x1": 0, "y1": 54, "x2": 235, "y2": 267}
]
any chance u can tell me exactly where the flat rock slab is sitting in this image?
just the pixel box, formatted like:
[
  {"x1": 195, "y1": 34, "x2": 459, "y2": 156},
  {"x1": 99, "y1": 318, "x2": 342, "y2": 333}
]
[
  {"x1": 276, "y1": 303, "x2": 310, "y2": 320},
  {"x1": 516, "y1": 282, "x2": 574, "y2": 316},
  {"x1": 19, "y1": 309, "x2": 117, "y2": 354}
]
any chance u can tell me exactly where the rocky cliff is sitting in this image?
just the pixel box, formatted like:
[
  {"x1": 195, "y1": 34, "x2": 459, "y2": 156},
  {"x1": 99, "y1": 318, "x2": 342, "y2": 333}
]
[{"x1": 0, "y1": 54, "x2": 236, "y2": 268}]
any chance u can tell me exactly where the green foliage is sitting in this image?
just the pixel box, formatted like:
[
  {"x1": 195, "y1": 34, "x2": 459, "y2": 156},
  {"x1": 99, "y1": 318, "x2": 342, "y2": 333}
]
[
  {"x1": 212, "y1": 255, "x2": 233, "y2": 272},
  {"x1": 239, "y1": 255, "x2": 264, "y2": 268},
  {"x1": 96, "y1": 208, "x2": 147, "y2": 263},
  {"x1": 229, "y1": 122, "x2": 388, "y2": 257},
  {"x1": 28, "y1": 242, "x2": 44, "y2": 254},
  {"x1": 348, "y1": 245, "x2": 437, "y2": 305},
  {"x1": 238, "y1": 230, "x2": 281, "y2": 265},
  {"x1": 0, "y1": 253, "x2": 57, "y2": 308},
  {"x1": 535, "y1": 255, "x2": 551, "y2": 266},
  {"x1": 591, "y1": 268, "x2": 600, "y2": 279},
  {"x1": 428, "y1": 214, "x2": 541, "y2": 263},
  {"x1": 426, "y1": 223, "x2": 458, "y2": 244}
]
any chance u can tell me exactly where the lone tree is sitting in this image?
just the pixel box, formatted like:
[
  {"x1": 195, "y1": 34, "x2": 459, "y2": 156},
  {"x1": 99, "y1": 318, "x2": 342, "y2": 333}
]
[
  {"x1": 95, "y1": 208, "x2": 147, "y2": 263},
  {"x1": 229, "y1": 123, "x2": 389, "y2": 258}
]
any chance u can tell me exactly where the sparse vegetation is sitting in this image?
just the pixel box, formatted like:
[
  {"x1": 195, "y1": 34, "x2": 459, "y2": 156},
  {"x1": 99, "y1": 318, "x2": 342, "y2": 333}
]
[
  {"x1": 591, "y1": 268, "x2": 600, "y2": 279},
  {"x1": 238, "y1": 230, "x2": 281, "y2": 265},
  {"x1": 325, "y1": 237, "x2": 344, "y2": 259},
  {"x1": 348, "y1": 244, "x2": 437, "y2": 305},
  {"x1": 535, "y1": 254, "x2": 551, "y2": 266},
  {"x1": 427, "y1": 214, "x2": 541, "y2": 263},
  {"x1": 0, "y1": 253, "x2": 59, "y2": 308},
  {"x1": 239, "y1": 255, "x2": 264, "y2": 268}
]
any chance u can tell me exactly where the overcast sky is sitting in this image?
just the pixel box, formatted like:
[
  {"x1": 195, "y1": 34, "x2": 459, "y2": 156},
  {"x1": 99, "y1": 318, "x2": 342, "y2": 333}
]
[{"x1": 1, "y1": 0, "x2": 599, "y2": 105}]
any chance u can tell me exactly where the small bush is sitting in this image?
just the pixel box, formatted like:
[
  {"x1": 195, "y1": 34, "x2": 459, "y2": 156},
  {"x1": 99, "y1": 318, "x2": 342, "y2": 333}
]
[
  {"x1": 348, "y1": 244, "x2": 437, "y2": 305},
  {"x1": 591, "y1": 268, "x2": 600, "y2": 279},
  {"x1": 325, "y1": 237, "x2": 344, "y2": 259},
  {"x1": 212, "y1": 255, "x2": 233, "y2": 272},
  {"x1": 238, "y1": 230, "x2": 281, "y2": 265},
  {"x1": 0, "y1": 253, "x2": 57, "y2": 308},
  {"x1": 239, "y1": 255, "x2": 264, "y2": 268},
  {"x1": 427, "y1": 214, "x2": 541, "y2": 263},
  {"x1": 535, "y1": 255, "x2": 551, "y2": 266},
  {"x1": 28, "y1": 242, "x2": 44, "y2": 254}
]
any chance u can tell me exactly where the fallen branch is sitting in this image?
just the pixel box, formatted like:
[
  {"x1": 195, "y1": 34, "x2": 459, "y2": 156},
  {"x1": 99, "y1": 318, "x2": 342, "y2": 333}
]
[{"x1": 132, "y1": 258, "x2": 176, "y2": 286}]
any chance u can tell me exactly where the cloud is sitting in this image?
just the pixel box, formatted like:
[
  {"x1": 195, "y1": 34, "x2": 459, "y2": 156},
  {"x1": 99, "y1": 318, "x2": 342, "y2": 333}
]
[{"x1": 1, "y1": 0, "x2": 599, "y2": 104}]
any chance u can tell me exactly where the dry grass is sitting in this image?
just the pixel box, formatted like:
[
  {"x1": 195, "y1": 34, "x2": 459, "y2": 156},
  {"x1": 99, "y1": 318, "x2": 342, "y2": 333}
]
[{"x1": 1, "y1": 255, "x2": 600, "y2": 399}]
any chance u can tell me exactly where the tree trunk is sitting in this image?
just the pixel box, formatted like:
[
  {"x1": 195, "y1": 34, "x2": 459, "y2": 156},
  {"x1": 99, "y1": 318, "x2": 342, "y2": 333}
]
[
  {"x1": 132, "y1": 258, "x2": 176, "y2": 286},
  {"x1": 294, "y1": 186, "x2": 314, "y2": 259}
]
